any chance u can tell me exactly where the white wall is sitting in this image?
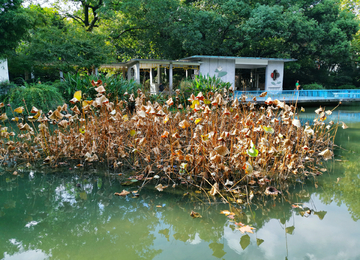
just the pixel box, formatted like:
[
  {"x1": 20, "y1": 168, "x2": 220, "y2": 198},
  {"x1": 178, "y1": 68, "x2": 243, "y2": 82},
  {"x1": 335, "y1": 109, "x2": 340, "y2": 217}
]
[
  {"x1": 265, "y1": 61, "x2": 284, "y2": 90},
  {"x1": 0, "y1": 59, "x2": 9, "y2": 83},
  {"x1": 199, "y1": 58, "x2": 235, "y2": 87}
]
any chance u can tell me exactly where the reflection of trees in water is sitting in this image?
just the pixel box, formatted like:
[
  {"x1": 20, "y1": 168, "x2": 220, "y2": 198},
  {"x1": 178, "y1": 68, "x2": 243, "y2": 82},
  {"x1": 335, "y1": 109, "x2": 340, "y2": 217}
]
[
  {"x1": 0, "y1": 172, "x2": 161, "y2": 259},
  {"x1": 0, "y1": 171, "x2": 333, "y2": 259},
  {"x1": 318, "y1": 156, "x2": 360, "y2": 221}
]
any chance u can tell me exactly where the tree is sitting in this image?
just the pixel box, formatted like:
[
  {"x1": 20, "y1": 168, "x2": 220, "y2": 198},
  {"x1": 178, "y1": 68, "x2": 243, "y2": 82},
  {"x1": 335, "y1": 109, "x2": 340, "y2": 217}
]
[
  {"x1": 9, "y1": 4, "x2": 115, "y2": 77},
  {"x1": 0, "y1": 0, "x2": 34, "y2": 57}
]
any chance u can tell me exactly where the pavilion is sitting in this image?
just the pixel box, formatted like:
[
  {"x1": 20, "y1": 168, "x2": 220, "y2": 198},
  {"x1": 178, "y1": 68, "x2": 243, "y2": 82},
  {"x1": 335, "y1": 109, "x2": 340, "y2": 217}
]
[{"x1": 100, "y1": 55, "x2": 296, "y2": 93}]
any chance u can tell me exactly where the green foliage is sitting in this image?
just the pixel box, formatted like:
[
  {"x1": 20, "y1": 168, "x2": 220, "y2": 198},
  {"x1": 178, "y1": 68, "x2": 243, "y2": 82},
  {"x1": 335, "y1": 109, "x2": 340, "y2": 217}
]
[
  {"x1": 0, "y1": 0, "x2": 34, "y2": 57},
  {"x1": 55, "y1": 73, "x2": 141, "y2": 101},
  {"x1": 187, "y1": 74, "x2": 232, "y2": 96},
  {"x1": 302, "y1": 83, "x2": 325, "y2": 90},
  {"x1": 4, "y1": 82, "x2": 64, "y2": 111},
  {"x1": 335, "y1": 84, "x2": 358, "y2": 89}
]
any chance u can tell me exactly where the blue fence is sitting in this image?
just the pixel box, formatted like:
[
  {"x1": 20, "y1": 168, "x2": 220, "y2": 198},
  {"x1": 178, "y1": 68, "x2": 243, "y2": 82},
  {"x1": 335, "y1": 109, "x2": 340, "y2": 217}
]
[{"x1": 234, "y1": 89, "x2": 360, "y2": 102}]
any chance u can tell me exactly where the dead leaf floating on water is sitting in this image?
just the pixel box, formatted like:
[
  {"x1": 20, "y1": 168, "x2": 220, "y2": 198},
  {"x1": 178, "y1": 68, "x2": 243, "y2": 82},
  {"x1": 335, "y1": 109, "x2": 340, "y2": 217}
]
[
  {"x1": 155, "y1": 184, "x2": 167, "y2": 192},
  {"x1": 190, "y1": 211, "x2": 202, "y2": 218},
  {"x1": 239, "y1": 225, "x2": 255, "y2": 234},
  {"x1": 114, "y1": 190, "x2": 130, "y2": 196}
]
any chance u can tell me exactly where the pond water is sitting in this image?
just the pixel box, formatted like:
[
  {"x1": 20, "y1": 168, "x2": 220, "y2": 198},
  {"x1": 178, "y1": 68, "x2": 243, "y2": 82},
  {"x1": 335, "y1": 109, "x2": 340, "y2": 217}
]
[{"x1": 1, "y1": 104, "x2": 360, "y2": 260}]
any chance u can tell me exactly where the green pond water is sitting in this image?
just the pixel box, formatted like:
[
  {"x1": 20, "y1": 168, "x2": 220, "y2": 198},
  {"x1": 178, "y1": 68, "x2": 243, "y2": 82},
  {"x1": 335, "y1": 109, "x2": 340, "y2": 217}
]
[{"x1": 1, "y1": 105, "x2": 360, "y2": 260}]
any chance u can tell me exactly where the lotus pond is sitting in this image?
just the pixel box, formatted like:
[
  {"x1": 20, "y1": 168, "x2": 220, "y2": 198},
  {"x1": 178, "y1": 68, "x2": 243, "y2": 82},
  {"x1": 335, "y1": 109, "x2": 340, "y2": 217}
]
[{"x1": 1, "y1": 104, "x2": 360, "y2": 260}]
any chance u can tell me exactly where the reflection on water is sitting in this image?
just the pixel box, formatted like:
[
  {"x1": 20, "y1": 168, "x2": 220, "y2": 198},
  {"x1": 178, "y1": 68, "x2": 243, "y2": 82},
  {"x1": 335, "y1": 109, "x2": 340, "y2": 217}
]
[{"x1": 1, "y1": 106, "x2": 360, "y2": 260}]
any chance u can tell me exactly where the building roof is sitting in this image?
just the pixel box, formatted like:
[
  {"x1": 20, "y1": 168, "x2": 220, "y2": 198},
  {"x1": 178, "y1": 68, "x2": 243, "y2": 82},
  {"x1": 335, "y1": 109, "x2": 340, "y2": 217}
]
[{"x1": 179, "y1": 55, "x2": 296, "y2": 62}]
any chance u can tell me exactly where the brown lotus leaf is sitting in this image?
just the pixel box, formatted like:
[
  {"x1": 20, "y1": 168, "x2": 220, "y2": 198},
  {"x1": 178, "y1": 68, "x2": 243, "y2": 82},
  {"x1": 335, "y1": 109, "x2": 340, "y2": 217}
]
[
  {"x1": 292, "y1": 119, "x2": 301, "y2": 128},
  {"x1": 161, "y1": 131, "x2": 169, "y2": 138},
  {"x1": 187, "y1": 94, "x2": 196, "y2": 102},
  {"x1": 259, "y1": 92, "x2": 267, "y2": 97},
  {"x1": 58, "y1": 120, "x2": 69, "y2": 128},
  {"x1": 137, "y1": 110, "x2": 146, "y2": 118},
  {"x1": 319, "y1": 149, "x2": 332, "y2": 160},
  {"x1": 155, "y1": 184, "x2": 167, "y2": 192},
  {"x1": 95, "y1": 85, "x2": 106, "y2": 93},
  {"x1": 69, "y1": 97, "x2": 79, "y2": 104},
  {"x1": 0, "y1": 113, "x2": 8, "y2": 121},
  {"x1": 172, "y1": 132, "x2": 180, "y2": 138},
  {"x1": 179, "y1": 120, "x2": 190, "y2": 129},
  {"x1": 71, "y1": 105, "x2": 81, "y2": 115},
  {"x1": 152, "y1": 109, "x2": 165, "y2": 118},
  {"x1": 115, "y1": 190, "x2": 130, "y2": 196},
  {"x1": 49, "y1": 109, "x2": 63, "y2": 121},
  {"x1": 166, "y1": 98, "x2": 174, "y2": 106},
  {"x1": 210, "y1": 182, "x2": 219, "y2": 196},
  {"x1": 196, "y1": 92, "x2": 205, "y2": 101},
  {"x1": 264, "y1": 97, "x2": 273, "y2": 105},
  {"x1": 315, "y1": 107, "x2": 323, "y2": 114},
  {"x1": 190, "y1": 211, "x2": 202, "y2": 218}
]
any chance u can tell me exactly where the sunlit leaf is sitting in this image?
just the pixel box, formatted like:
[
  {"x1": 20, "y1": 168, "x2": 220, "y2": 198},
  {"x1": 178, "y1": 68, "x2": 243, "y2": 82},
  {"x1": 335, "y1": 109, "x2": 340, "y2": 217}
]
[
  {"x1": 74, "y1": 90, "x2": 82, "y2": 101},
  {"x1": 195, "y1": 118, "x2": 202, "y2": 124},
  {"x1": 262, "y1": 126, "x2": 274, "y2": 134},
  {"x1": 204, "y1": 99, "x2": 211, "y2": 105},
  {"x1": 122, "y1": 115, "x2": 129, "y2": 121},
  {"x1": 163, "y1": 115, "x2": 169, "y2": 124},
  {"x1": 14, "y1": 107, "x2": 24, "y2": 113},
  {"x1": 247, "y1": 147, "x2": 259, "y2": 157},
  {"x1": 190, "y1": 100, "x2": 200, "y2": 109},
  {"x1": 79, "y1": 126, "x2": 86, "y2": 134},
  {"x1": 130, "y1": 130, "x2": 136, "y2": 137},
  {"x1": 240, "y1": 234, "x2": 251, "y2": 250},
  {"x1": 201, "y1": 134, "x2": 209, "y2": 141}
]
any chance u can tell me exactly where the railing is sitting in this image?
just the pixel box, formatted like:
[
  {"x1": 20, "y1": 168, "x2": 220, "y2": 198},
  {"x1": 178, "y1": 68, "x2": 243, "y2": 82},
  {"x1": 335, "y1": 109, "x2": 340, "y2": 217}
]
[{"x1": 234, "y1": 89, "x2": 360, "y2": 101}]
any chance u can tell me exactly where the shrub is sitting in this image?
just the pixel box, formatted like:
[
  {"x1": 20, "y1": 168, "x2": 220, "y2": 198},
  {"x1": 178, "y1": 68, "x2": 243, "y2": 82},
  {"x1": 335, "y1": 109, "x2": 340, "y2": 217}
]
[
  {"x1": 55, "y1": 73, "x2": 141, "y2": 101},
  {"x1": 336, "y1": 85, "x2": 357, "y2": 89},
  {"x1": 4, "y1": 82, "x2": 64, "y2": 112},
  {"x1": 302, "y1": 83, "x2": 325, "y2": 90}
]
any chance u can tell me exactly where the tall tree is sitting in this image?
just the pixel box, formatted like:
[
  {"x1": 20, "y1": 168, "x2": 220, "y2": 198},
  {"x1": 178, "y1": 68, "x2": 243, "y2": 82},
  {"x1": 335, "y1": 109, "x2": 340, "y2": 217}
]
[{"x1": 0, "y1": 0, "x2": 33, "y2": 57}]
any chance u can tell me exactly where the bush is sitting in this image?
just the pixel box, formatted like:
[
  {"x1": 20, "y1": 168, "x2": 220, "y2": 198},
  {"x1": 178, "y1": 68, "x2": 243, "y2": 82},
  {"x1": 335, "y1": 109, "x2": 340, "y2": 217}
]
[
  {"x1": 4, "y1": 82, "x2": 64, "y2": 112},
  {"x1": 55, "y1": 73, "x2": 141, "y2": 101},
  {"x1": 336, "y1": 84, "x2": 358, "y2": 89},
  {"x1": 302, "y1": 83, "x2": 325, "y2": 90}
]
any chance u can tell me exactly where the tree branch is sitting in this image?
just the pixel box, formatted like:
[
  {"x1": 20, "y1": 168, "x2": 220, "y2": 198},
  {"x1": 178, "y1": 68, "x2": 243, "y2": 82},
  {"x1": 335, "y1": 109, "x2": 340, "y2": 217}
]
[{"x1": 112, "y1": 27, "x2": 150, "y2": 39}]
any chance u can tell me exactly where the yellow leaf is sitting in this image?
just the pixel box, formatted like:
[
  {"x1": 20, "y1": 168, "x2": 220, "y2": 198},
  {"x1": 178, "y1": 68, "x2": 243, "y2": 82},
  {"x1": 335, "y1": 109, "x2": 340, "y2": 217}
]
[
  {"x1": 195, "y1": 118, "x2": 202, "y2": 124},
  {"x1": 122, "y1": 115, "x2": 129, "y2": 121},
  {"x1": 74, "y1": 90, "x2": 82, "y2": 101},
  {"x1": 14, "y1": 107, "x2": 24, "y2": 113},
  {"x1": 201, "y1": 134, "x2": 209, "y2": 141},
  {"x1": 129, "y1": 130, "x2": 136, "y2": 137},
  {"x1": 79, "y1": 126, "x2": 86, "y2": 134},
  {"x1": 163, "y1": 115, "x2": 169, "y2": 124},
  {"x1": 82, "y1": 100, "x2": 93, "y2": 107},
  {"x1": 190, "y1": 100, "x2": 200, "y2": 109}
]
